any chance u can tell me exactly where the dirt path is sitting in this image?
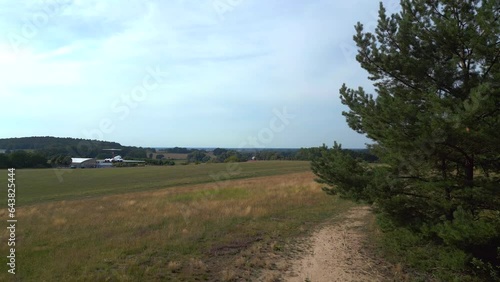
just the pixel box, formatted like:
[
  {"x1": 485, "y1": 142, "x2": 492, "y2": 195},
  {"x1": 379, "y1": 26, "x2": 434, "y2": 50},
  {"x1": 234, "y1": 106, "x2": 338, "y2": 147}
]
[{"x1": 278, "y1": 206, "x2": 391, "y2": 282}]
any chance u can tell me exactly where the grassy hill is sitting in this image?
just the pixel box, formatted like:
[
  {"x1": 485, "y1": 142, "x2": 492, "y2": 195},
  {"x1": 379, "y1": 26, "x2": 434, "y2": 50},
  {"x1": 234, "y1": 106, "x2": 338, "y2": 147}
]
[
  {"x1": 0, "y1": 161, "x2": 310, "y2": 206},
  {"x1": 0, "y1": 136, "x2": 149, "y2": 159},
  {"x1": 0, "y1": 161, "x2": 360, "y2": 281}
]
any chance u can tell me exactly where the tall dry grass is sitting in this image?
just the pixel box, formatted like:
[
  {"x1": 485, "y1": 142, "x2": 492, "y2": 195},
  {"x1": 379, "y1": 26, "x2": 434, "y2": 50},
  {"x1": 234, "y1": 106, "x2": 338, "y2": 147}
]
[{"x1": 0, "y1": 171, "x2": 354, "y2": 281}]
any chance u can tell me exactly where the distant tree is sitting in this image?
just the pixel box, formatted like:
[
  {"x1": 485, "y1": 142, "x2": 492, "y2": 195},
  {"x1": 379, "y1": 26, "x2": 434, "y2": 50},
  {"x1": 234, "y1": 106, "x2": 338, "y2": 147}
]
[
  {"x1": 162, "y1": 159, "x2": 175, "y2": 166},
  {"x1": 62, "y1": 156, "x2": 72, "y2": 166},
  {"x1": 0, "y1": 154, "x2": 10, "y2": 169},
  {"x1": 213, "y1": 148, "x2": 229, "y2": 156},
  {"x1": 7, "y1": 151, "x2": 49, "y2": 168},
  {"x1": 156, "y1": 154, "x2": 165, "y2": 160},
  {"x1": 295, "y1": 147, "x2": 324, "y2": 160},
  {"x1": 96, "y1": 153, "x2": 110, "y2": 159},
  {"x1": 49, "y1": 154, "x2": 71, "y2": 166},
  {"x1": 187, "y1": 150, "x2": 210, "y2": 163},
  {"x1": 126, "y1": 149, "x2": 147, "y2": 159},
  {"x1": 30, "y1": 152, "x2": 50, "y2": 168},
  {"x1": 168, "y1": 147, "x2": 192, "y2": 154},
  {"x1": 9, "y1": 151, "x2": 30, "y2": 168},
  {"x1": 215, "y1": 150, "x2": 249, "y2": 163},
  {"x1": 224, "y1": 155, "x2": 240, "y2": 163}
]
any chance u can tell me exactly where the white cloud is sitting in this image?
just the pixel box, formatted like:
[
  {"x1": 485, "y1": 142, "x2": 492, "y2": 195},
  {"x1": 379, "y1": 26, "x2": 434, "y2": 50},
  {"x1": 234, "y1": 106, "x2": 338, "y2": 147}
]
[{"x1": 0, "y1": 0, "x2": 395, "y2": 147}]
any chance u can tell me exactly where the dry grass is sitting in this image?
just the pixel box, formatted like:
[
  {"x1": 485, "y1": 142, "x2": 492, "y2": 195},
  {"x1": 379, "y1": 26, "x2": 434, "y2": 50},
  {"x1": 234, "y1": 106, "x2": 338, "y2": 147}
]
[
  {"x1": 220, "y1": 268, "x2": 238, "y2": 281},
  {"x1": 4, "y1": 161, "x2": 310, "y2": 206},
  {"x1": 163, "y1": 153, "x2": 188, "y2": 160},
  {"x1": 167, "y1": 261, "x2": 182, "y2": 273},
  {"x1": 0, "y1": 171, "x2": 355, "y2": 281}
]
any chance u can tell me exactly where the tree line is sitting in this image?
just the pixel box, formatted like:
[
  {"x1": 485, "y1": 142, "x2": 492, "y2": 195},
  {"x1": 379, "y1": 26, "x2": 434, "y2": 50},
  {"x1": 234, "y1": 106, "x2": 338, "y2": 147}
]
[
  {"x1": 0, "y1": 138, "x2": 379, "y2": 169},
  {"x1": 0, "y1": 137, "x2": 149, "y2": 168},
  {"x1": 0, "y1": 151, "x2": 50, "y2": 169},
  {"x1": 183, "y1": 147, "x2": 378, "y2": 164}
]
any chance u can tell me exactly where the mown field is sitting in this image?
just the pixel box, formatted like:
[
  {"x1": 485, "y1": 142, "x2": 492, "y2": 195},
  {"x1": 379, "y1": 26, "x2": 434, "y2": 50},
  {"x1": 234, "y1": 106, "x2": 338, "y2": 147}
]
[
  {"x1": 0, "y1": 161, "x2": 357, "y2": 281},
  {"x1": 0, "y1": 161, "x2": 310, "y2": 206}
]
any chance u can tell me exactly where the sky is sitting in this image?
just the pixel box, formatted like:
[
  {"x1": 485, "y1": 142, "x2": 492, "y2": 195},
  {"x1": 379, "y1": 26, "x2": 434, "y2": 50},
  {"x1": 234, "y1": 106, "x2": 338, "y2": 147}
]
[{"x1": 0, "y1": 0, "x2": 400, "y2": 148}]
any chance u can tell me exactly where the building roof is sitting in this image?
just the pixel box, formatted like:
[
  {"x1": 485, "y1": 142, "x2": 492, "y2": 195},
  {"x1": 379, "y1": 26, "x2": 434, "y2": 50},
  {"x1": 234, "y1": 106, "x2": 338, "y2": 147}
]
[{"x1": 71, "y1": 158, "x2": 95, "y2": 164}]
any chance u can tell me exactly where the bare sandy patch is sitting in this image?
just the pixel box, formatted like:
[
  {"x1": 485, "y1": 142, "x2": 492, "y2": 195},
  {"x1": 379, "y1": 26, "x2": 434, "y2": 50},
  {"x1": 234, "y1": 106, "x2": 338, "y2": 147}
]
[{"x1": 277, "y1": 206, "x2": 390, "y2": 282}]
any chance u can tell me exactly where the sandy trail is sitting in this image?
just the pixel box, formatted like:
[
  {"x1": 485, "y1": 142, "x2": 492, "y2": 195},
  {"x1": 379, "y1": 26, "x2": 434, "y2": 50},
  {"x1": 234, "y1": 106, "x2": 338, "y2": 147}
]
[{"x1": 280, "y1": 206, "x2": 389, "y2": 282}]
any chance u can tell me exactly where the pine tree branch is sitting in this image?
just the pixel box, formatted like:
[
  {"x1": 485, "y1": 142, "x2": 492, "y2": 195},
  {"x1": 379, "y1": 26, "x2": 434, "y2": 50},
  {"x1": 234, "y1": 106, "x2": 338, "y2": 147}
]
[
  {"x1": 396, "y1": 189, "x2": 432, "y2": 199},
  {"x1": 398, "y1": 176, "x2": 430, "y2": 182},
  {"x1": 358, "y1": 50, "x2": 420, "y2": 92},
  {"x1": 478, "y1": 107, "x2": 500, "y2": 121},
  {"x1": 437, "y1": 142, "x2": 473, "y2": 163},
  {"x1": 423, "y1": 72, "x2": 454, "y2": 95},
  {"x1": 482, "y1": 49, "x2": 500, "y2": 78},
  {"x1": 432, "y1": 4, "x2": 447, "y2": 20}
]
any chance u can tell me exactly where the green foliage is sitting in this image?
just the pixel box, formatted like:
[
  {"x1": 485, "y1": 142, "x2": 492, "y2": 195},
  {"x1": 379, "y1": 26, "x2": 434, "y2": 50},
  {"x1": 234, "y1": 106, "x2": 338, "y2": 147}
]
[
  {"x1": 314, "y1": 0, "x2": 500, "y2": 279},
  {"x1": 187, "y1": 150, "x2": 211, "y2": 163},
  {"x1": 49, "y1": 155, "x2": 72, "y2": 166},
  {"x1": 125, "y1": 148, "x2": 147, "y2": 159},
  {"x1": 298, "y1": 146, "x2": 378, "y2": 162},
  {"x1": 430, "y1": 207, "x2": 500, "y2": 248},
  {"x1": 0, "y1": 151, "x2": 50, "y2": 169},
  {"x1": 254, "y1": 150, "x2": 291, "y2": 160},
  {"x1": 211, "y1": 147, "x2": 376, "y2": 163},
  {"x1": 224, "y1": 155, "x2": 240, "y2": 163},
  {"x1": 213, "y1": 148, "x2": 228, "y2": 156},
  {"x1": 471, "y1": 256, "x2": 500, "y2": 281},
  {"x1": 311, "y1": 143, "x2": 373, "y2": 202},
  {"x1": 379, "y1": 218, "x2": 473, "y2": 281},
  {"x1": 211, "y1": 149, "x2": 249, "y2": 163},
  {"x1": 0, "y1": 154, "x2": 9, "y2": 168},
  {"x1": 112, "y1": 162, "x2": 139, "y2": 168},
  {"x1": 0, "y1": 136, "x2": 113, "y2": 151},
  {"x1": 0, "y1": 136, "x2": 148, "y2": 160},
  {"x1": 167, "y1": 147, "x2": 193, "y2": 154},
  {"x1": 143, "y1": 158, "x2": 175, "y2": 166}
]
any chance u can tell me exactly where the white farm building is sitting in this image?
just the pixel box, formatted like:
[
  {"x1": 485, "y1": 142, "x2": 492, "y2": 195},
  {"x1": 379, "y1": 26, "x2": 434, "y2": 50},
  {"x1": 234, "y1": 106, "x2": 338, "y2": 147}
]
[{"x1": 70, "y1": 158, "x2": 96, "y2": 168}]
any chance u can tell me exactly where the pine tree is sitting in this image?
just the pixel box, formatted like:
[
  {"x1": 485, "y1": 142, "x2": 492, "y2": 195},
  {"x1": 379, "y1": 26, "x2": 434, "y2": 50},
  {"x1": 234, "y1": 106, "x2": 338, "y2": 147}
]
[{"x1": 313, "y1": 0, "x2": 499, "y2": 278}]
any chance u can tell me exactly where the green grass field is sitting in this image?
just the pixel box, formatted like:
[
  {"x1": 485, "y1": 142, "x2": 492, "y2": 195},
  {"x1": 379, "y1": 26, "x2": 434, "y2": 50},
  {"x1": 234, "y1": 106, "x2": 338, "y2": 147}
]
[
  {"x1": 0, "y1": 161, "x2": 358, "y2": 281},
  {"x1": 0, "y1": 161, "x2": 310, "y2": 206}
]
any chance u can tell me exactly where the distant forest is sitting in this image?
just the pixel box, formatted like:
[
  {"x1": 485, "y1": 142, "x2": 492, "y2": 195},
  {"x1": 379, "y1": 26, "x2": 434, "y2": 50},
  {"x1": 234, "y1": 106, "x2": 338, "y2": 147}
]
[
  {"x1": 0, "y1": 137, "x2": 378, "y2": 168},
  {"x1": 179, "y1": 146, "x2": 378, "y2": 164},
  {"x1": 0, "y1": 137, "x2": 149, "y2": 168}
]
